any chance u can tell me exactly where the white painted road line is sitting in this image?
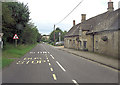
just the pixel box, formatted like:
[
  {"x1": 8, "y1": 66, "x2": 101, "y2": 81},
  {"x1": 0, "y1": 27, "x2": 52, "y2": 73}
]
[
  {"x1": 47, "y1": 60, "x2": 49, "y2": 62},
  {"x1": 49, "y1": 63, "x2": 51, "y2": 66},
  {"x1": 72, "y1": 80, "x2": 79, "y2": 85},
  {"x1": 56, "y1": 61, "x2": 66, "y2": 72},
  {"x1": 50, "y1": 55, "x2": 55, "y2": 59},
  {"x1": 26, "y1": 61, "x2": 30, "y2": 64},
  {"x1": 52, "y1": 74, "x2": 57, "y2": 80}
]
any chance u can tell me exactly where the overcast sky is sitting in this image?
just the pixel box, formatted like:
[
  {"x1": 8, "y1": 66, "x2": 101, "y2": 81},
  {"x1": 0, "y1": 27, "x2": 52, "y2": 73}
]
[{"x1": 18, "y1": 0, "x2": 119, "y2": 35}]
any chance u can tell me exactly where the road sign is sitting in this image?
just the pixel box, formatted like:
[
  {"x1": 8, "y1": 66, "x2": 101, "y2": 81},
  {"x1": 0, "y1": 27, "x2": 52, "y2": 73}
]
[{"x1": 13, "y1": 34, "x2": 19, "y2": 39}]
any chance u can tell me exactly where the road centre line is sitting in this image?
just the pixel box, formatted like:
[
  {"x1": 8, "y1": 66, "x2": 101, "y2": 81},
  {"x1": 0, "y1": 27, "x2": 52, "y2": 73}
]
[
  {"x1": 50, "y1": 55, "x2": 55, "y2": 59},
  {"x1": 72, "y1": 80, "x2": 79, "y2": 85},
  {"x1": 56, "y1": 61, "x2": 66, "y2": 72},
  {"x1": 52, "y1": 74, "x2": 57, "y2": 80}
]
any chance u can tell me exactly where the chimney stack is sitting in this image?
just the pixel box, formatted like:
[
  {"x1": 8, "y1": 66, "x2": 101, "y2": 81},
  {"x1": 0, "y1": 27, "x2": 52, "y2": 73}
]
[
  {"x1": 81, "y1": 14, "x2": 86, "y2": 22},
  {"x1": 107, "y1": 0, "x2": 114, "y2": 12},
  {"x1": 73, "y1": 20, "x2": 75, "y2": 26}
]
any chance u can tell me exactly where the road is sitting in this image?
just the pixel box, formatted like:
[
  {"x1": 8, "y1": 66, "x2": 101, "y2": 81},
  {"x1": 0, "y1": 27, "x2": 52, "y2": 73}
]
[{"x1": 2, "y1": 43, "x2": 118, "y2": 84}]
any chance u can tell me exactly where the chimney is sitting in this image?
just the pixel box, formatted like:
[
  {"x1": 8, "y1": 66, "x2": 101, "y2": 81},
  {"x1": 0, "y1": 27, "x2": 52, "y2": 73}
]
[
  {"x1": 73, "y1": 20, "x2": 75, "y2": 26},
  {"x1": 107, "y1": 0, "x2": 114, "y2": 12},
  {"x1": 81, "y1": 14, "x2": 86, "y2": 22}
]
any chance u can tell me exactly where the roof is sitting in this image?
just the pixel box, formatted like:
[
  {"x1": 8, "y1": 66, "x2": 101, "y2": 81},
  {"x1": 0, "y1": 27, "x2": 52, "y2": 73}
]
[{"x1": 65, "y1": 8, "x2": 120, "y2": 37}]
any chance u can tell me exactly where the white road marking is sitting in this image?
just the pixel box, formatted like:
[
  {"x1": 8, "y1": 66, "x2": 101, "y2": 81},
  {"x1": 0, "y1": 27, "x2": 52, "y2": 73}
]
[
  {"x1": 26, "y1": 61, "x2": 30, "y2": 64},
  {"x1": 56, "y1": 61, "x2": 66, "y2": 72},
  {"x1": 24, "y1": 58, "x2": 26, "y2": 60},
  {"x1": 30, "y1": 52, "x2": 33, "y2": 54},
  {"x1": 50, "y1": 68, "x2": 53, "y2": 71},
  {"x1": 28, "y1": 58, "x2": 32, "y2": 60},
  {"x1": 47, "y1": 60, "x2": 49, "y2": 62},
  {"x1": 49, "y1": 63, "x2": 51, "y2": 66},
  {"x1": 48, "y1": 52, "x2": 50, "y2": 54},
  {"x1": 72, "y1": 80, "x2": 79, "y2": 85},
  {"x1": 50, "y1": 55, "x2": 55, "y2": 59},
  {"x1": 52, "y1": 74, "x2": 57, "y2": 80},
  {"x1": 34, "y1": 58, "x2": 37, "y2": 60},
  {"x1": 44, "y1": 60, "x2": 46, "y2": 63},
  {"x1": 37, "y1": 60, "x2": 41, "y2": 64},
  {"x1": 38, "y1": 52, "x2": 39, "y2": 54}
]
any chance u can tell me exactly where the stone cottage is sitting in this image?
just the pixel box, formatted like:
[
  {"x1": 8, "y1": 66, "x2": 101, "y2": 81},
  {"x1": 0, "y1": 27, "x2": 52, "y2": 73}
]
[{"x1": 64, "y1": 1, "x2": 120, "y2": 58}]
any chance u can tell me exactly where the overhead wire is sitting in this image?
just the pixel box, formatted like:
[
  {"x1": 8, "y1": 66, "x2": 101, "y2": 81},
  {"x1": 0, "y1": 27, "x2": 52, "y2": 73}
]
[{"x1": 55, "y1": 0, "x2": 84, "y2": 25}]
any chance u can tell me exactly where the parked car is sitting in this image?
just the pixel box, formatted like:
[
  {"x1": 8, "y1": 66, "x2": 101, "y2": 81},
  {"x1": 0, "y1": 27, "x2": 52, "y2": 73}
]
[{"x1": 55, "y1": 41, "x2": 64, "y2": 46}]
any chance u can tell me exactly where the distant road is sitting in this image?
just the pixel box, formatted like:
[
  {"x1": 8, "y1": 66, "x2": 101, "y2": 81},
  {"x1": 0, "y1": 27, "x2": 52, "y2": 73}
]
[{"x1": 2, "y1": 43, "x2": 118, "y2": 84}]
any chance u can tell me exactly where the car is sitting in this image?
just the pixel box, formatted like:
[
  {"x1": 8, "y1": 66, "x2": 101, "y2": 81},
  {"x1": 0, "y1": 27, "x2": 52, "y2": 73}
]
[{"x1": 55, "y1": 41, "x2": 64, "y2": 45}]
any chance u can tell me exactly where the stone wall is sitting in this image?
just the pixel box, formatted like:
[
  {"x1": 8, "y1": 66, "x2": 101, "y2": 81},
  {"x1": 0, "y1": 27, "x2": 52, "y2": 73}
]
[
  {"x1": 64, "y1": 30, "x2": 119, "y2": 58},
  {"x1": 89, "y1": 30, "x2": 119, "y2": 58}
]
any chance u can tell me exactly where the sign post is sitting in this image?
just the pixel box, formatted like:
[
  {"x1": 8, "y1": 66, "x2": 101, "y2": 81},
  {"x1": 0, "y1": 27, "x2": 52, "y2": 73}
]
[
  {"x1": 0, "y1": 33, "x2": 3, "y2": 48},
  {"x1": 13, "y1": 34, "x2": 19, "y2": 47}
]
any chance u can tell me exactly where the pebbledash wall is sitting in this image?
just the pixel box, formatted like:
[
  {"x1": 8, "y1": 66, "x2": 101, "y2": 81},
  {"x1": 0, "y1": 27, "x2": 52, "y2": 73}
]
[{"x1": 64, "y1": 1, "x2": 119, "y2": 58}]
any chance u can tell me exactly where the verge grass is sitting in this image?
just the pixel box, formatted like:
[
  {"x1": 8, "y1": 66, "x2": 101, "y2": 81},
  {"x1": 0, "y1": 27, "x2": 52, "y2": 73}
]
[{"x1": 2, "y1": 43, "x2": 37, "y2": 68}]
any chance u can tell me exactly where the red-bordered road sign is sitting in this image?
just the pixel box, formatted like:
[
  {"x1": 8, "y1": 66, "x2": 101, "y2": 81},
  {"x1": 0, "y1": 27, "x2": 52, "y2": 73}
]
[{"x1": 13, "y1": 34, "x2": 19, "y2": 39}]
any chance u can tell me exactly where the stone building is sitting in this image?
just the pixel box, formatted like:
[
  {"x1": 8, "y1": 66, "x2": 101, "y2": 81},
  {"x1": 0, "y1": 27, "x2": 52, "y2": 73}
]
[
  {"x1": 42, "y1": 35, "x2": 50, "y2": 41},
  {"x1": 64, "y1": 1, "x2": 120, "y2": 58}
]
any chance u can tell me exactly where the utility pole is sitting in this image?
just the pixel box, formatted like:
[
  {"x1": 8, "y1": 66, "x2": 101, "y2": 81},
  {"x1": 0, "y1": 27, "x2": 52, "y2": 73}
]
[
  {"x1": 54, "y1": 24, "x2": 55, "y2": 45},
  {"x1": 59, "y1": 32, "x2": 61, "y2": 42}
]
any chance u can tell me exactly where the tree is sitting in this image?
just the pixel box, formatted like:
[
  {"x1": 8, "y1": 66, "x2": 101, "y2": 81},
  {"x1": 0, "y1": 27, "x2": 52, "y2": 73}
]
[
  {"x1": 21, "y1": 23, "x2": 41, "y2": 44},
  {"x1": 49, "y1": 27, "x2": 67, "y2": 42},
  {"x1": 2, "y1": 2, "x2": 41, "y2": 45}
]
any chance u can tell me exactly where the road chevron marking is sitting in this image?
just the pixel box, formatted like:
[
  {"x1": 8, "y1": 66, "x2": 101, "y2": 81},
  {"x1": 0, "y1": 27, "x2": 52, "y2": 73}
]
[
  {"x1": 72, "y1": 80, "x2": 79, "y2": 85},
  {"x1": 56, "y1": 61, "x2": 66, "y2": 72},
  {"x1": 52, "y1": 74, "x2": 57, "y2": 80}
]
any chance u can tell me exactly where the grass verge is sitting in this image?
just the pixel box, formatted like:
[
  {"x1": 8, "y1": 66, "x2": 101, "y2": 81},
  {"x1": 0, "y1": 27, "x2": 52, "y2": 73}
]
[{"x1": 2, "y1": 43, "x2": 37, "y2": 68}]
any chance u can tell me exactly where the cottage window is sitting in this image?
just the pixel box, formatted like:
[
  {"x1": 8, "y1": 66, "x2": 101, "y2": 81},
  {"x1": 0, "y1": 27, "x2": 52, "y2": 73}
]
[
  {"x1": 96, "y1": 41, "x2": 98, "y2": 50},
  {"x1": 83, "y1": 41, "x2": 87, "y2": 48},
  {"x1": 73, "y1": 40, "x2": 75, "y2": 47},
  {"x1": 79, "y1": 29, "x2": 82, "y2": 36}
]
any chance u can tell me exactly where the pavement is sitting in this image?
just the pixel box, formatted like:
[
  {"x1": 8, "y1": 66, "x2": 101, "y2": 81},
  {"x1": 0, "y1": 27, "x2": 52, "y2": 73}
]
[
  {"x1": 2, "y1": 43, "x2": 119, "y2": 84},
  {"x1": 55, "y1": 46, "x2": 119, "y2": 70}
]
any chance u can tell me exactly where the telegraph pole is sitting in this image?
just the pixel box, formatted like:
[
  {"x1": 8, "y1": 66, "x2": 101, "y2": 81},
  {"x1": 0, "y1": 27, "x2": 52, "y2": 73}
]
[{"x1": 54, "y1": 24, "x2": 55, "y2": 45}]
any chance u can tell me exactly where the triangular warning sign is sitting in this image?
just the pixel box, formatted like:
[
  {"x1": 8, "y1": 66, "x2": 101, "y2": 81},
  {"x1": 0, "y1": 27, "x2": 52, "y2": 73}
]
[{"x1": 13, "y1": 34, "x2": 19, "y2": 39}]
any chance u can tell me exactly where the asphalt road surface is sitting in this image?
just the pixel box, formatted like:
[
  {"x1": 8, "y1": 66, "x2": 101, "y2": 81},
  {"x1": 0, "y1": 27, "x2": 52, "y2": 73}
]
[{"x1": 2, "y1": 43, "x2": 118, "y2": 84}]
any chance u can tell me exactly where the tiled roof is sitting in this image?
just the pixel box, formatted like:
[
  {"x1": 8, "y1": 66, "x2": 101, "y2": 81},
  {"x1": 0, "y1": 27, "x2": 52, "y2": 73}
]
[{"x1": 65, "y1": 8, "x2": 120, "y2": 37}]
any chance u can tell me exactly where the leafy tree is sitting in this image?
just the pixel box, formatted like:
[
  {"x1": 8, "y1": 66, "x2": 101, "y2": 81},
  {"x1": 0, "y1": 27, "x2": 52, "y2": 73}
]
[
  {"x1": 21, "y1": 23, "x2": 40, "y2": 44},
  {"x1": 2, "y1": 2, "x2": 41, "y2": 45},
  {"x1": 49, "y1": 27, "x2": 67, "y2": 42}
]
